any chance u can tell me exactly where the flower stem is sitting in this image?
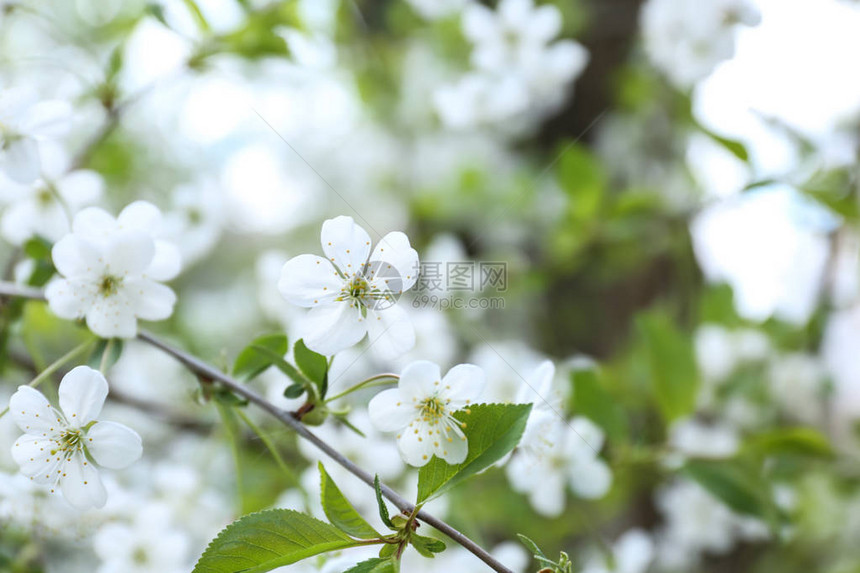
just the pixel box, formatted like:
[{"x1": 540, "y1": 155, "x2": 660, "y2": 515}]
[
  {"x1": 99, "y1": 338, "x2": 114, "y2": 373},
  {"x1": 325, "y1": 373, "x2": 399, "y2": 403},
  {"x1": 0, "y1": 337, "x2": 96, "y2": 419}
]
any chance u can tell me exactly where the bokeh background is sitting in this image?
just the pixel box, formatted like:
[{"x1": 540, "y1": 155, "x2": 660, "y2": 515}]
[{"x1": 1, "y1": 0, "x2": 860, "y2": 571}]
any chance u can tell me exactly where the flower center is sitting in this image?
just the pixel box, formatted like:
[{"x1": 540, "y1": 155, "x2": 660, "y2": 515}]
[
  {"x1": 36, "y1": 186, "x2": 54, "y2": 206},
  {"x1": 52, "y1": 428, "x2": 84, "y2": 459},
  {"x1": 132, "y1": 547, "x2": 149, "y2": 565},
  {"x1": 419, "y1": 396, "x2": 447, "y2": 424},
  {"x1": 98, "y1": 274, "x2": 122, "y2": 297}
]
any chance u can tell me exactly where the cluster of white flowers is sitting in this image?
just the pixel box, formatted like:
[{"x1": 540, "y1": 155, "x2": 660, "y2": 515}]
[
  {"x1": 45, "y1": 201, "x2": 182, "y2": 339},
  {"x1": 640, "y1": 0, "x2": 761, "y2": 89},
  {"x1": 505, "y1": 361, "x2": 612, "y2": 517},
  {"x1": 433, "y1": 0, "x2": 588, "y2": 132}
]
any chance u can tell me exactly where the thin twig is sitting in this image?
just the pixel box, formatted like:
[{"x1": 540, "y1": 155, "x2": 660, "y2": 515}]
[{"x1": 0, "y1": 283, "x2": 512, "y2": 573}]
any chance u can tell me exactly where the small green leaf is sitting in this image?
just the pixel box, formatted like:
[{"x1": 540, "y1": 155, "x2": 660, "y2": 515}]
[
  {"x1": 295, "y1": 339, "x2": 328, "y2": 397},
  {"x1": 87, "y1": 339, "x2": 124, "y2": 371},
  {"x1": 683, "y1": 459, "x2": 773, "y2": 520},
  {"x1": 343, "y1": 558, "x2": 396, "y2": 573},
  {"x1": 192, "y1": 509, "x2": 359, "y2": 573},
  {"x1": 378, "y1": 543, "x2": 397, "y2": 558},
  {"x1": 373, "y1": 475, "x2": 396, "y2": 531},
  {"x1": 637, "y1": 312, "x2": 700, "y2": 423},
  {"x1": 417, "y1": 403, "x2": 532, "y2": 502},
  {"x1": 571, "y1": 368, "x2": 628, "y2": 442},
  {"x1": 283, "y1": 383, "x2": 305, "y2": 399},
  {"x1": 319, "y1": 463, "x2": 380, "y2": 540},
  {"x1": 744, "y1": 428, "x2": 834, "y2": 459},
  {"x1": 233, "y1": 334, "x2": 289, "y2": 382},
  {"x1": 410, "y1": 534, "x2": 445, "y2": 558}
]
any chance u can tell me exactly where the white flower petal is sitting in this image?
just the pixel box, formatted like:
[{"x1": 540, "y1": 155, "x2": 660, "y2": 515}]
[
  {"x1": 0, "y1": 137, "x2": 41, "y2": 183},
  {"x1": 568, "y1": 417, "x2": 605, "y2": 453},
  {"x1": 278, "y1": 254, "x2": 343, "y2": 308},
  {"x1": 105, "y1": 230, "x2": 155, "y2": 276},
  {"x1": 45, "y1": 278, "x2": 93, "y2": 319},
  {"x1": 146, "y1": 240, "x2": 182, "y2": 281},
  {"x1": 52, "y1": 234, "x2": 103, "y2": 278},
  {"x1": 9, "y1": 386, "x2": 60, "y2": 435},
  {"x1": 366, "y1": 306, "x2": 415, "y2": 360},
  {"x1": 58, "y1": 365, "x2": 108, "y2": 426},
  {"x1": 87, "y1": 421, "x2": 142, "y2": 469},
  {"x1": 435, "y1": 423, "x2": 468, "y2": 464},
  {"x1": 72, "y1": 206, "x2": 117, "y2": 239},
  {"x1": 515, "y1": 360, "x2": 555, "y2": 404},
  {"x1": 527, "y1": 4, "x2": 562, "y2": 42},
  {"x1": 124, "y1": 278, "x2": 176, "y2": 320},
  {"x1": 20, "y1": 100, "x2": 72, "y2": 138},
  {"x1": 368, "y1": 388, "x2": 417, "y2": 432},
  {"x1": 61, "y1": 453, "x2": 107, "y2": 509},
  {"x1": 397, "y1": 421, "x2": 437, "y2": 467},
  {"x1": 117, "y1": 200, "x2": 162, "y2": 231},
  {"x1": 462, "y1": 4, "x2": 497, "y2": 42},
  {"x1": 368, "y1": 232, "x2": 419, "y2": 291},
  {"x1": 320, "y1": 216, "x2": 372, "y2": 277},
  {"x1": 529, "y1": 469, "x2": 566, "y2": 517},
  {"x1": 569, "y1": 457, "x2": 612, "y2": 499},
  {"x1": 441, "y1": 363, "x2": 485, "y2": 404},
  {"x1": 301, "y1": 301, "x2": 367, "y2": 356},
  {"x1": 398, "y1": 360, "x2": 442, "y2": 402},
  {"x1": 12, "y1": 434, "x2": 62, "y2": 481},
  {"x1": 85, "y1": 301, "x2": 138, "y2": 339},
  {"x1": 56, "y1": 169, "x2": 103, "y2": 206}
]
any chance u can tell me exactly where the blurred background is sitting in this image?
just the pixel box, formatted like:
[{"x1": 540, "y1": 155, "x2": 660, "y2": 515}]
[{"x1": 1, "y1": 0, "x2": 860, "y2": 571}]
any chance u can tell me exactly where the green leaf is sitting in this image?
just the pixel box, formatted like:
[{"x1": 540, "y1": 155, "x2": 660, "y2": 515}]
[
  {"x1": 556, "y1": 143, "x2": 606, "y2": 221},
  {"x1": 233, "y1": 334, "x2": 289, "y2": 382},
  {"x1": 683, "y1": 459, "x2": 773, "y2": 520},
  {"x1": 283, "y1": 383, "x2": 305, "y2": 399},
  {"x1": 571, "y1": 368, "x2": 628, "y2": 442},
  {"x1": 374, "y1": 475, "x2": 396, "y2": 531},
  {"x1": 343, "y1": 558, "x2": 396, "y2": 573},
  {"x1": 417, "y1": 403, "x2": 532, "y2": 502},
  {"x1": 698, "y1": 125, "x2": 749, "y2": 162},
  {"x1": 192, "y1": 509, "x2": 360, "y2": 573},
  {"x1": 744, "y1": 428, "x2": 834, "y2": 459},
  {"x1": 319, "y1": 463, "x2": 380, "y2": 539},
  {"x1": 410, "y1": 534, "x2": 445, "y2": 558},
  {"x1": 87, "y1": 339, "x2": 124, "y2": 371},
  {"x1": 637, "y1": 313, "x2": 700, "y2": 423},
  {"x1": 295, "y1": 339, "x2": 328, "y2": 397}
]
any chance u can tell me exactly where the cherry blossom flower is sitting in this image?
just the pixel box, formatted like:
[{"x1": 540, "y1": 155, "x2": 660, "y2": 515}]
[
  {"x1": 9, "y1": 366, "x2": 143, "y2": 509},
  {"x1": 368, "y1": 360, "x2": 485, "y2": 467},
  {"x1": 0, "y1": 161, "x2": 103, "y2": 246},
  {"x1": 278, "y1": 215, "x2": 419, "y2": 358},
  {"x1": 0, "y1": 88, "x2": 72, "y2": 183},
  {"x1": 45, "y1": 201, "x2": 181, "y2": 338},
  {"x1": 506, "y1": 416, "x2": 612, "y2": 517}
]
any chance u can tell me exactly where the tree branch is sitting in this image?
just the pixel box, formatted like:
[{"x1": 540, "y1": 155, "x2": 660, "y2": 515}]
[{"x1": 0, "y1": 282, "x2": 513, "y2": 573}]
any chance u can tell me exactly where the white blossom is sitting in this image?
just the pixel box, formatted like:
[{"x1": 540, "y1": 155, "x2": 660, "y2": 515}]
[
  {"x1": 434, "y1": 0, "x2": 588, "y2": 131},
  {"x1": 0, "y1": 151, "x2": 103, "y2": 245},
  {"x1": 93, "y1": 504, "x2": 190, "y2": 573},
  {"x1": 368, "y1": 360, "x2": 485, "y2": 467},
  {"x1": 45, "y1": 201, "x2": 181, "y2": 338},
  {"x1": 581, "y1": 529, "x2": 654, "y2": 573},
  {"x1": 9, "y1": 366, "x2": 143, "y2": 509},
  {"x1": 506, "y1": 415, "x2": 612, "y2": 517},
  {"x1": 641, "y1": 0, "x2": 761, "y2": 89},
  {"x1": 278, "y1": 215, "x2": 419, "y2": 358},
  {"x1": 0, "y1": 87, "x2": 72, "y2": 183}
]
